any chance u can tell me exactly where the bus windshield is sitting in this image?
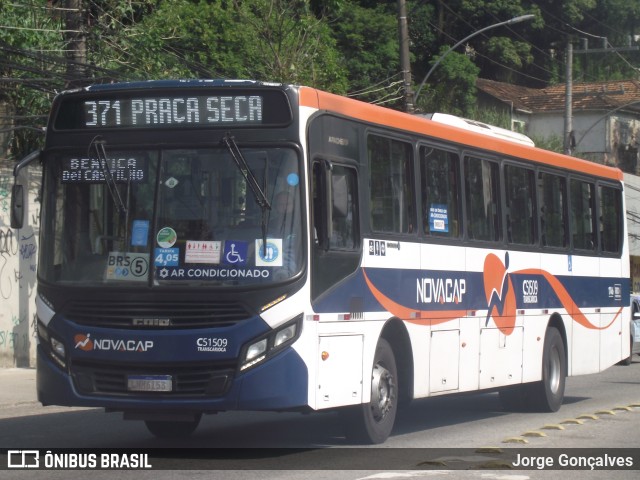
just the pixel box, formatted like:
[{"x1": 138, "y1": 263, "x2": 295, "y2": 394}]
[{"x1": 39, "y1": 146, "x2": 303, "y2": 286}]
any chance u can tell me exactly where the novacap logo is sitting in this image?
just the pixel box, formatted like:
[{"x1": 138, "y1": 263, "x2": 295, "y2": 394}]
[
  {"x1": 74, "y1": 333, "x2": 94, "y2": 351},
  {"x1": 483, "y1": 252, "x2": 517, "y2": 335}
]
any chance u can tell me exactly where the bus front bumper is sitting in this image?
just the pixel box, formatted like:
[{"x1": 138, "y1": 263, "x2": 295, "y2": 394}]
[{"x1": 36, "y1": 343, "x2": 309, "y2": 413}]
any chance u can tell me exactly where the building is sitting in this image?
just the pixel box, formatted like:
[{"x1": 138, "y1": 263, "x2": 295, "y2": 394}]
[{"x1": 476, "y1": 78, "x2": 640, "y2": 170}]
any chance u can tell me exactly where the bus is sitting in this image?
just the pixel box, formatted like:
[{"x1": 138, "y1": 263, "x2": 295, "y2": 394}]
[{"x1": 11, "y1": 79, "x2": 630, "y2": 444}]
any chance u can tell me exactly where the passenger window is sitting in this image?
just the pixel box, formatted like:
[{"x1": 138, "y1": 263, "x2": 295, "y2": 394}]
[
  {"x1": 505, "y1": 164, "x2": 536, "y2": 245},
  {"x1": 539, "y1": 172, "x2": 568, "y2": 248},
  {"x1": 599, "y1": 184, "x2": 622, "y2": 254},
  {"x1": 420, "y1": 146, "x2": 461, "y2": 237},
  {"x1": 330, "y1": 165, "x2": 359, "y2": 250},
  {"x1": 464, "y1": 156, "x2": 501, "y2": 242},
  {"x1": 570, "y1": 179, "x2": 596, "y2": 251},
  {"x1": 368, "y1": 135, "x2": 415, "y2": 234}
]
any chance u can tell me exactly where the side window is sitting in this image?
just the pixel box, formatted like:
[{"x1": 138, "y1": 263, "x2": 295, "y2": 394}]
[
  {"x1": 368, "y1": 135, "x2": 415, "y2": 234},
  {"x1": 312, "y1": 161, "x2": 327, "y2": 248},
  {"x1": 420, "y1": 146, "x2": 461, "y2": 237},
  {"x1": 599, "y1": 184, "x2": 622, "y2": 254},
  {"x1": 539, "y1": 172, "x2": 568, "y2": 248},
  {"x1": 330, "y1": 165, "x2": 359, "y2": 250},
  {"x1": 505, "y1": 164, "x2": 536, "y2": 245},
  {"x1": 312, "y1": 161, "x2": 359, "y2": 251},
  {"x1": 570, "y1": 178, "x2": 596, "y2": 251},
  {"x1": 464, "y1": 156, "x2": 501, "y2": 242}
]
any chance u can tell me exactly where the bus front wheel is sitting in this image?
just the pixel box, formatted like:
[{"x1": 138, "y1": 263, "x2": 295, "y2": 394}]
[{"x1": 341, "y1": 338, "x2": 398, "y2": 444}]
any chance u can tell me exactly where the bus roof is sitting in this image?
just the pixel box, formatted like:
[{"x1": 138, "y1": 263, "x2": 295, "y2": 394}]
[
  {"x1": 299, "y1": 86, "x2": 623, "y2": 182},
  {"x1": 63, "y1": 79, "x2": 285, "y2": 94}
]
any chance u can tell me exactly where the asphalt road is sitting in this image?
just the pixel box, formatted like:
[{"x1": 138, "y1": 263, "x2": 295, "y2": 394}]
[{"x1": 0, "y1": 356, "x2": 639, "y2": 479}]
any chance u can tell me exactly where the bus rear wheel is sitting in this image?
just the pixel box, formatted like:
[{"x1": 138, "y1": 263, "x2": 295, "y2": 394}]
[
  {"x1": 342, "y1": 338, "x2": 398, "y2": 444},
  {"x1": 145, "y1": 414, "x2": 202, "y2": 438},
  {"x1": 527, "y1": 327, "x2": 566, "y2": 412}
]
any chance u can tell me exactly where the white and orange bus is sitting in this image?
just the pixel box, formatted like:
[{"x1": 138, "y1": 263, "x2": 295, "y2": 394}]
[{"x1": 12, "y1": 80, "x2": 630, "y2": 443}]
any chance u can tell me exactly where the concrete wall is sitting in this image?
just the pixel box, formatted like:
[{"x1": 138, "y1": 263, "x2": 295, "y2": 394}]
[{"x1": 0, "y1": 158, "x2": 39, "y2": 367}]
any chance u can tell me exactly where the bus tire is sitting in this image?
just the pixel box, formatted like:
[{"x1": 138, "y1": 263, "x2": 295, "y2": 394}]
[
  {"x1": 620, "y1": 337, "x2": 633, "y2": 365},
  {"x1": 341, "y1": 338, "x2": 398, "y2": 444},
  {"x1": 144, "y1": 415, "x2": 202, "y2": 438},
  {"x1": 527, "y1": 327, "x2": 566, "y2": 412}
]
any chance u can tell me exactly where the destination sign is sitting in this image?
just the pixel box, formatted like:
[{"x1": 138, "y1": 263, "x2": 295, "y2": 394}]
[
  {"x1": 61, "y1": 156, "x2": 148, "y2": 183},
  {"x1": 53, "y1": 89, "x2": 293, "y2": 130},
  {"x1": 85, "y1": 95, "x2": 262, "y2": 128}
]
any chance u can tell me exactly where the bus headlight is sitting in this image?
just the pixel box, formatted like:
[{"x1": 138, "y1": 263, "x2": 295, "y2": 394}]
[
  {"x1": 38, "y1": 320, "x2": 67, "y2": 369},
  {"x1": 246, "y1": 339, "x2": 267, "y2": 363},
  {"x1": 51, "y1": 337, "x2": 66, "y2": 358},
  {"x1": 239, "y1": 314, "x2": 302, "y2": 372}
]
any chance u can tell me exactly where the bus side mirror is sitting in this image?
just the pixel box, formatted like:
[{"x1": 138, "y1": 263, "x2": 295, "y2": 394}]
[
  {"x1": 10, "y1": 184, "x2": 25, "y2": 229},
  {"x1": 11, "y1": 149, "x2": 42, "y2": 229}
]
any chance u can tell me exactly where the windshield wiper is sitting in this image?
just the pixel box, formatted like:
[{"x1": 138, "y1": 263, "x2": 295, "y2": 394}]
[
  {"x1": 89, "y1": 136, "x2": 127, "y2": 215},
  {"x1": 222, "y1": 133, "x2": 271, "y2": 255}
]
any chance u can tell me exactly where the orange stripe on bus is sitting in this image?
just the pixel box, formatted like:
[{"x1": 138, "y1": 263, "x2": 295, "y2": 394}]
[
  {"x1": 362, "y1": 269, "x2": 466, "y2": 326},
  {"x1": 516, "y1": 269, "x2": 623, "y2": 330},
  {"x1": 363, "y1": 267, "x2": 622, "y2": 331},
  {"x1": 298, "y1": 86, "x2": 622, "y2": 182}
]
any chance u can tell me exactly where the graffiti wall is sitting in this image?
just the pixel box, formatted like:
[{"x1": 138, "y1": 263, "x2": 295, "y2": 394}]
[{"x1": 0, "y1": 158, "x2": 39, "y2": 367}]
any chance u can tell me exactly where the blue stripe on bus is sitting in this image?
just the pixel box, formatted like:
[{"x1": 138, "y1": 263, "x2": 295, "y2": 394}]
[{"x1": 313, "y1": 267, "x2": 628, "y2": 313}]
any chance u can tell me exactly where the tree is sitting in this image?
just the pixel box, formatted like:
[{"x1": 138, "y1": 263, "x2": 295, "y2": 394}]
[
  {"x1": 332, "y1": 2, "x2": 400, "y2": 104},
  {"x1": 0, "y1": 1, "x2": 64, "y2": 158},
  {"x1": 417, "y1": 47, "x2": 480, "y2": 116}
]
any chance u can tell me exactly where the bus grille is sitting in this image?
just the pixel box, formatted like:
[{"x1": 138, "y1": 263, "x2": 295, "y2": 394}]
[
  {"x1": 61, "y1": 300, "x2": 252, "y2": 329},
  {"x1": 71, "y1": 359, "x2": 235, "y2": 397}
]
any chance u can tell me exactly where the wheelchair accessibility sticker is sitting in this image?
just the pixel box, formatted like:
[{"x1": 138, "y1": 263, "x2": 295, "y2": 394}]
[{"x1": 223, "y1": 241, "x2": 248, "y2": 265}]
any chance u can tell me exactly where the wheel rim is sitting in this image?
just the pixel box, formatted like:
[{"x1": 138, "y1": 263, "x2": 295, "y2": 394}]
[
  {"x1": 548, "y1": 345, "x2": 561, "y2": 394},
  {"x1": 370, "y1": 363, "x2": 395, "y2": 422}
]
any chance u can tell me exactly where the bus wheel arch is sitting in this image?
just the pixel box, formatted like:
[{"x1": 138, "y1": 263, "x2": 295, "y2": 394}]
[
  {"x1": 340, "y1": 319, "x2": 409, "y2": 444},
  {"x1": 527, "y1": 317, "x2": 567, "y2": 412},
  {"x1": 499, "y1": 314, "x2": 567, "y2": 412},
  {"x1": 380, "y1": 318, "x2": 414, "y2": 406}
]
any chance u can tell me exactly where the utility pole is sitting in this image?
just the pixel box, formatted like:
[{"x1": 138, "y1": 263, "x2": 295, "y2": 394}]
[
  {"x1": 64, "y1": 0, "x2": 87, "y2": 88},
  {"x1": 397, "y1": 0, "x2": 414, "y2": 113},
  {"x1": 564, "y1": 39, "x2": 573, "y2": 155}
]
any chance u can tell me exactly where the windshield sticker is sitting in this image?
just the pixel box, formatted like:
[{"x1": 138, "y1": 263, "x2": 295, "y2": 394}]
[
  {"x1": 256, "y1": 239, "x2": 283, "y2": 267},
  {"x1": 154, "y1": 248, "x2": 179, "y2": 267},
  {"x1": 287, "y1": 173, "x2": 299, "y2": 186},
  {"x1": 131, "y1": 220, "x2": 150, "y2": 246},
  {"x1": 157, "y1": 227, "x2": 177, "y2": 248},
  {"x1": 61, "y1": 156, "x2": 147, "y2": 183},
  {"x1": 186, "y1": 240, "x2": 222, "y2": 264},
  {"x1": 156, "y1": 266, "x2": 270, "y2": 280},
  {"x1": 223, "y1": 241, "x2": 248, "y2": 265},
  {"x1": 429, "y1": 204, "x2": 449, "y2": 233},
  {"x1": 165, "y1": 177, "x2": 179, "y2": 188},
  {"x1": 106, "y1": 252, "x2": 149, "y2": 281}
]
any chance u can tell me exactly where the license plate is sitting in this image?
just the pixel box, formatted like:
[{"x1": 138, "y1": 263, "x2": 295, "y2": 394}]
[{"x1": 127, "y1": 375, "x2": 173, "y2": 392}]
